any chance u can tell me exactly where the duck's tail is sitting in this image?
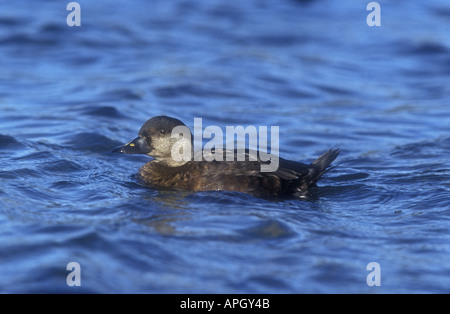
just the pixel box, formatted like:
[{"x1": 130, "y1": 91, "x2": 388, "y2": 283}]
[
  {"x1": 292, "y1": 148, "x2": 339, "y2": 195},
  {"x1": 311, "y1": 148, "x2": 340, "y2": 180}
]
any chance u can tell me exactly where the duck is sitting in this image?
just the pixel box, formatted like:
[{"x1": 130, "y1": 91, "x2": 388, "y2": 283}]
[{"x1": 113, "y1": 116, "x2": 339, "y2": 198}]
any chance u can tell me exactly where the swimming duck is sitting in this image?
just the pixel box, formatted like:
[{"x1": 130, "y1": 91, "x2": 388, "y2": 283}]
[{"x1": 113, "y1": 116, "x2": 339, "y2": 198}]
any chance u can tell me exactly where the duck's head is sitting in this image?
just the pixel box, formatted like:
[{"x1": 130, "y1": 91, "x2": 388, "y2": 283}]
[{"x1": 113, "y1": 116, "x2": 193, "y2": 165}]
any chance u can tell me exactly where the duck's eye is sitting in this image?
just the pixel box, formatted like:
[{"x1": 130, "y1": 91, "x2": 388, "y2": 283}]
[{"x1": 160, "y1": 129, "x2": 166, "y2": 135}]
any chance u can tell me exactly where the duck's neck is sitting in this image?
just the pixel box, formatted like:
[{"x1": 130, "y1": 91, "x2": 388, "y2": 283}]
[{"x1": 154, "y1": 151, "x2": 193, "y2": 167}]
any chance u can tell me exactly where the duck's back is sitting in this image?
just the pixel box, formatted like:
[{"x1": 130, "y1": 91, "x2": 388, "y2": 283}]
[{"x1": 138, "y1": 149, "x2": 339, "y2": 197}]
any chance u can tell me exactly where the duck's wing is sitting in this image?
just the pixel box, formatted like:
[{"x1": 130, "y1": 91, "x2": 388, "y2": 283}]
[
  {"x1": 200, "y1": 148, "x2": 308, "y2": 179},
  {"x1": 264, "y1": 149, "x2": 340, "y2": 194},
  {"x1": 271, "y1": 157, "x2": 310, "y2": 180},
  {"x1": 253, "y1": 148, "x2": 340, "y2": 184},
  {"x1": 199, "y1": 147, "x2": 339, "y2": 182}
]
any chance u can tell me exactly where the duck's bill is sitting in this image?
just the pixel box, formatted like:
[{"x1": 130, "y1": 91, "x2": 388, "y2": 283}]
[{"x1": 112, "y1": 136, "x2": 151, "y2": 154}]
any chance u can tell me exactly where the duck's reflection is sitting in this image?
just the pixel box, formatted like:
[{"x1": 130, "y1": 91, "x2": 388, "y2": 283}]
[
  {"x1": 129, "y1": 185, "x2": 325, "y2": 236},
  {"x1": 131, "y1": 188, "x2": 196, "y2": 235}
]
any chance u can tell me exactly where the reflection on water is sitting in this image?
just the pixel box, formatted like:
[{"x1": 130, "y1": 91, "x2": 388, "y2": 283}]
[{"x1": 133, "y1": 190, "x2": 193, "y2": 235}]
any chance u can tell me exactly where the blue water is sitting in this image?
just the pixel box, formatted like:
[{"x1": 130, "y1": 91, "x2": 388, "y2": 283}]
[{"x1": 1, "y1": 0, "x2": 450, "y2": 293}]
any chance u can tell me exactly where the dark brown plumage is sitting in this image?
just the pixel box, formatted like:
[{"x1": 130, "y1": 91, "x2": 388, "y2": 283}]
[{"x1": 113, "y1": 116, "x2": 339, "y2": 198}]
